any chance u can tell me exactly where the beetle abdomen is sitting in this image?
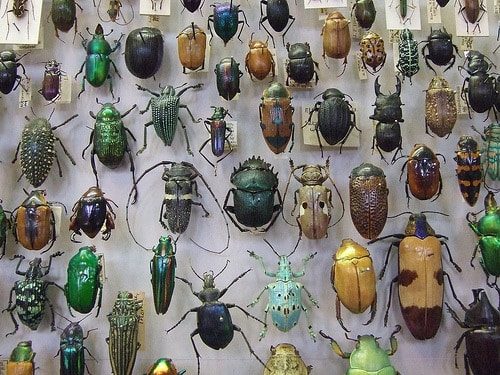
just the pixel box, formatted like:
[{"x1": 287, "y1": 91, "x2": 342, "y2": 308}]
[
  {"x1": 17, "y1": 206, "x2": 52, "y2": 250},
  {"x1": 16, "y1": 280, "x2": 46, "y2": 330},
  {"x1": 478, "y1": 237, "x2": 500, "y2": 276},
  {"x1": 198, "y1": 303, "x2": 234, "y2": 349},
  {"x1": 51, "y1": 0, "x2": 77, "y2": 32},
  {"x1": 269, "y1": 282, "x2": 302, "y2": 332},
  {"x1": 260, "y1": 98, "x2": 293, "y2": 154},
  {"x1": 318, "y1": 98, "x2": 350, "y2": 145},
  {"x1": 407, "y1": 159, "x2": 441, "y2": 200},
  {"x1": 298, "y1": 186, "x2": 330, "y2": 239},
  {"x1": 233, "y1": 190, "x2": 274, "y2": 227},
  {"x1": 267, "y1": 0, "x2": 290, "y2": 32},
  {"x1": 76, "y1": 201, "x2": 107, "y2": 238},
  {"x1": 94, "y1": 122, "x2": 127, "y2": 168},
  {"x1": 151, "y1": 255, "x2": 176, "y2": 315},
  {"x1": 152, "y1": 97, "x2": 180, "y2": 146},
  {"x1": 425, "y1": 84, "x2": 457, "y2": 137}
]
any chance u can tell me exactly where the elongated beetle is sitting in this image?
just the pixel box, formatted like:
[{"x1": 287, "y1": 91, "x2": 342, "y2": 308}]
[
  {"x1": 167, "y1": 263, "x2": 267, "y2": 375},
  {"x1": 0, "y1": 50, "x2": 28, "y2": 95},
  {"x1": 368, "y1": 212, "x2": 465, "y2": 340},
  {"x1": 208, "y1": 0, "x2": 248, "y2": 46},
  {"x1": 3, "y1": 251, "x2": 64, "y2": 336},
  {"x1": 397, "y1": 28, "x2": 419, "y2": 84},
  {"x1": 264, "y1": 343, "x2": 312, "y2": 375},
  {"x1": 286, "y1": 42, "x2": 319, "y2": 86},
  {"x1": 149, "y1": 236, "x2": 177, "y2": 315},
  {"x1": 38, "y1": 60, "x2": 65, "y2": 103},
  {"x1": 474, "y1": 122, "x2": 500, "y2": 184},
  {"x1": 351, "y1": 0, "x2": 376, "y2": 29},
  {"x1": 248, "y1": 240, "x2": 319, "y2": 340},
  {"x1": 421, "y1": 27, "x2": 460, "y2": 74},
  {"x1": 259, "y1": 0, "x2": 295, "y2": 47},
  {"x1": 7, "y1": 341, "x2": 35, "y2": 374},
  {"x1": 51, "y1": 0, "x2": 81, "y2": 40},
  {"x1": 454, "y1": 136, "x2": 482, "y2": 206},
  {"x1": 136, "y1": 83, "x2": 203, "y2": 155},
  {"x1": 458, "y1": 0, "x2": 487, "y2": 33},
  {"x1": 425, "y1": 76, "x2": 457, "y2": 137},
  {"x1": 446, "y1": 289, "x2": 500, "y2": 375},
  {"x1": 125, "y1": 27, "x2": 163, "y2": 79},
  {"x1": 177, "y1": 23, "x2": 207, "y2": 73},
  {"x1": 199, "y1": 106, "x2": 233, "y2": 170}
]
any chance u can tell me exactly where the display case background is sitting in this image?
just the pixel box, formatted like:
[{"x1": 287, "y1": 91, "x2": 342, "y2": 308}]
[{"x1": 0, "y1": 0, "x2": 498, "y2": 373}]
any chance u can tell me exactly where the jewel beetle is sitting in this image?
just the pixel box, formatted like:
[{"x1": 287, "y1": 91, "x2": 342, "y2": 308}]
[
  {"x1": 207, "y1": 0, "x2": 249, "y2": 46},
  {"x1": 145, "y1": 358, "x2": 186, "y2": 375},
  {"x1": 331, "y1": 239, "x2": 377, "y2": 332},
  {"x1": 215, "y1": 57, "x2": 242, "y2": 101},
  {"x1": 64, "y1": 245, "x2": 103, "y2": 316},
  {"x1": 454, "y1": 136, "x2": 482, "y2": 207},
  {"x1": 321, "y1": 11, "x2": 351, "y2": 75},
  {"x1": 199, "y1": 106, "x2": 233, "y2": 170},
  {"x1": 245, "y1": 34, "x2": 275, "y2": 81},
  {"x1": 421, "y1": 27, "x2": 460, "y2": 74},
  {"x1": 150, "y1": 236, "x2": 177, "y2": 315},
  {"x1": 285, "y1": 42, "x2": 319, "y2": 86},
  {"x1": 368, "y1": 212, "x2": 464, "y2": 340},
  {"x1": 476, "y1": 122, "x2": 500, "y2": 183},
  {"x1": 0, "y1": 50, "x2": 28, "y2": 95},
  {"x1": 424, "y1": 76, "x2": 457, "y2": 137},
  {"x1": 264, "y1": 343, "x2": 312, "y2": 375},
  {"x1": 177, "y1": 23, "x2": 207, "y2": 73},
  {"x1": 7, "y1": 341, "x2": 35, "y2": 375},
  {"x1": 125, "y1": 27, "x2": 163, "y2": 79},
  {"x1": 181, "y1": 0, "x2": 202, "y2": 13},
  {"x1": 359, "y1": 31, "x2": 386, "y2": 74},
  {"x1": 351, "y1": 0, "x2": 377, "y2": 29},
  {"x1": 258, "y1": 0, "x2": 295, "y2": 48}
]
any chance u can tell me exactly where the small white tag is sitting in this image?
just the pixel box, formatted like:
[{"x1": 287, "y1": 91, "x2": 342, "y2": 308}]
[
  {"x1": 305, "y1": 0, "x2": 346, "y2": 10},
  {"x1": 18, "y1": 77, "x2": 31, "y2": 109},
  {"x1": 97, "y1": 253, "x2": 106, "y2": 283},
  {"x1": 460, "y1": 36, "x2": 474, "y2": 51},
  {"x1": 226, "y1": 121, "x2": 238, "y2": 148},
  {"x1": 52, "y1": 205, "x2": 63, "y2": 237},
  {"x1": 55, "y1": 74, "x2": 72, "y2": 104},
  {"x1": 13, "y1": 26, "x2": 44, "y2": 50},
  {"x1": 140, "y1": 0, "x2": 171, "y2": 16},
  {"x1": 455, "y1": 1, "x2": 489, "y2": 36},
  {"x1": 355, "y1": 52, "x2": 368, "y2": 80},
  {"x1": 389, "y1": 29, "x2": 400, "y2": 44},
  {"x1": 427, "y1": 0, "x2": 442, "y2": 24},
  {"x1": 455, "y1": 86, "x2": 468, "y2": 116}
]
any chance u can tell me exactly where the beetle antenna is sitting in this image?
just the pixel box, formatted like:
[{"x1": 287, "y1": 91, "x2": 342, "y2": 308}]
[
  {"x1": 190, "y1": 265, "x2": 204, "y2": 281},
  {"x1": 313, "y1": 91, "x2": 323, "y2": 99},
  {"x1": 54, "y1": 311, "x2": 72, "y2": 324},
  {"x1": 30, "y1": 107, "x2": 37, "y2": 117},
  {"x1": 214, "y1": 259, "x2": 230, "y2": 279},
  {"x1": 263, "y1": 239, "x2": 280, "y2": 257},
  {"x1": 288, "y1": 237, "x2": 300, "y2": 258},
  {"x1": 344, "y1": 332, "x2": 356, "y2": 341},
  {"x1": 23, "y1": 188, "x2": 29, "y2": 195},
  {"x1": 175, "y1": 82, "x2": 188, "y2": 90},
  {"x1": 113, "y1": 97, "x2": 121, "y2": 105},
  {"x1": 420, "y1": 210, "x2": 449, "y2": 216},
  {"x1": 387, "y1": 211, "x2": 412, "y2": 218},
  {"x1": 48, "y1": 108, "x2": 56, "y2": 121}
]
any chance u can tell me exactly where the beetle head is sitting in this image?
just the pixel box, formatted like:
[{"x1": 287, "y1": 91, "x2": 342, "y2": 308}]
[
  {"x1": 61, "y1": 321, "x2": 84, "y2": 341},
  {"x1": 26, "y1": 257, "x2": 43, "y2": 279},
  {"x1": 400, "y1": 28, "x2": 413, "y2": 41},
  {"x1": 457, "y1": 135, "x2": 478, "y2": 153},
  {"x1": 355, "y1": 335, "x2": 379, "y2": 350},
  {"x1": 405, "y1": 213, "x2": 435, "y2": 239},
  {"x1": 464, "y1": 289, "x2": 500, "y2": 328}
]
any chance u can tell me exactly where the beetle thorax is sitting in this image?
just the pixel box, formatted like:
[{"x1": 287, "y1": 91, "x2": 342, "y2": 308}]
[
  {"x1": 97, "y1": 104, "x2": 121, "y2": 122},
  {"x1": 298, "y1": 166, "x2": 327, "y2": 186},
  {"x1": 275, "y1": 256, "x2": 293, "y2": 281},
  {"x1": 26, "y1": 258, "x2": 44, "y2": 279},
  {"x1": 162, "y1": 86, "x2": 176, "y2": 97},
  {"x1": 405, "y1": 214, "x2": 435, "y2": 239}
]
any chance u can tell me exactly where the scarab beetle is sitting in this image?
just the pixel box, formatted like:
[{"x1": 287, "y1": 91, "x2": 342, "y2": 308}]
[
  {"x1": 177, "y1": 23, "x2": 207, "y2": 73},
  {"x1": 397, "y1": 28, "x2": 419, "y2": 84},
  {"x1": 351, "y1": 0, "x2": 377, "y2": 29},
  {"x1": 248, "y1": 241, "x2": 319, "y2": 340},
  {"x1": 0, "y1": 50, "x2": 28, "y2": 95},
  {"x1": 207, "y1": 0, "x2": 249, "y2": 46},
  {"x1": 125, "y1": 27, "x2": 163, "y2": 79},
  {"x1": 286, "y1": 42, "x2": 319, "y2": 86},
  {"x1": 349, "y1": 163, "x2": 388, "y2": 240},
  {"x1": 259, "y1": 0, "x2": 295, "y2": 47},
  {"x1": 7, "y1": 341, "x2": 35, "y2": 375},
  {"x1": 259, "y1": 82, "x2": 294, "y2": 154},
  {"x1": 321, "y1": 11, "x2": 351, "y2": 75},
  {"x1": 13, "y1": 113, "x2": 78, "y2": 188},
  {"x1": 368, "y1": 213, "x2": 464, "y2": 340},
  {"x1": 264, "y1": 343, "x2": 312, "y2": 375},
  {"x1": 38, "y1": 59, "x2": 64, "y2": 103},
  {"x1": 359, "y1": 31, "x2": 386, "y2": 74},
  {"x1": 320, "y1": 326, "x2": 401, "y2": 374},
  {"x1": 224, "y1": 156, "x2": 282, "y2": 232},
  {"x1": 215, "y1": 57, "x2": 242, "y2": 101},
  {"x1": 425, "y1": 76, "x2": 457, "y2": 137},
  {"x1": 166, "y1": 265, "x2": 267, "y2": 375},
  {"x1": 421, "y1": 27, "x2": 460, "y2": 74},
  {"x1": 446, "y1": 289, "x2": 500, "y2": 375},
  {"x1": 454, "y1": 136, "x2": 482, "y2": 207},
  {"x1": 245, "y1": 34, "x2": 275, "y2": 81},
  {"x1": 331, "y1": 239, "x2": 377, "y2": 332},
  {"x1": 136, "y1": 83, "x2": 203, "y2": 155},
  {"x1": 69, "y1": 186, "x2": 117, "y2": 241},
  {"x1": 4, "y1": 252, "x2": 64, "y2": 335},
  {"x1": 51, "y1": 0, "x2": 80, "y2": 40},
  {"x1": 199, "y1": 106, "x2": 233, "y2": 169},
  {"x1": 145, "y1": 358, "x2": 186, "y2": 375}
]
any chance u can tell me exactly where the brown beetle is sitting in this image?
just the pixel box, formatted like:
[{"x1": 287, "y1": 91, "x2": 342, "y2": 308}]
[
  {"x1": 322, "y1": 11, "x2": 351, "y2": 75},
  {"x1": 401, "y1": 144, "x2": 444, "y2": 204},
  {"x1": 245, "y1": 34, "x2": 275, "y2": 81},
  {"x1": 359, "y1": 31, "x2": 386, "y2": 74},
  {"x1": 177, "y1": 22, "x2": 207, "y2": 73},
  {"x1": 425, "y1": 76, "x2": 457, "y2": 138},
  {"x1": 349, "y1": 163, "x2": 388, "y2": 240}
]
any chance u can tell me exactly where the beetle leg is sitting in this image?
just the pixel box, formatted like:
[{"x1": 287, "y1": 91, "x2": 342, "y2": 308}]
[
  {"x1": 336, "y1": 296, "x2": 350, "y2": 332},
  {"x1": 227, "y1": 303, "x2": 267, "y2": 328},
  {"x1": 383, "y1": 275, "x2": 398, "y2": 327},
  {"x1": 219, "y1": 269, "x2": 252, "y2": 298},
  {"x1": 188, "y1": 329, "x2": 202, "y2": 375},
  {"x1": 199, "y1": 139, "x2": 216, "y2": 169},
  {"x1": 443, "y1": 271, "x2": 467, "y2": 311},
  {"x1": 300, "y1": 299, "x2": 317, "y2": 341},
  {"x1": 137, "y1": 121, "x2": 153, "y2": 155},
  {"x1": 302, "y1": 284, "x2": 319, "y2": 308},
  {"x1": 233, "y1": 323, "x2": 268, "y2": 369},
  {"x1": 247, "y1": 286, "x2": 268, "y2": 308},
  {"x1": 223, "y1": 190, "x2": 250, "y2": 232},
  {"x1": 191, "y1": 200, "x2": 210, "y2": 218},
  {"x1": 11, "y1": 141, "x2": 21, "y2": 164},
  {"x1": 387, "y1": 325, "x2": 401, "y2": 355},
  {"x1": 102, "y1": 212, "x2": 115, "y2": 241},
  {"x1": 177, "y1": 116, "x2": 194, "y2": 156},
  {"x1": 444, "y1": 302, "x2": 467, "y2": 325},
  {"x1": 440, "y1": 240, "x2": 462, "y2": 272},
  {"x1": 4, "y1": 294, "x2": 19, "y2": 337},
  {"x1": 281, "y1": 15, "x2": 295, "y2": 47},
  {"x1": 452, "y1": 329, "x2": 470, "y2": 368},
  {"x1": 364, "y1": 292, "x2": 377, "y2": 326},
  {"x1": 207, "y1": 16, "x2": 214, "y2": 45},
  {"x1": 124, "y1": 145, "x2": 138, "y2": 204},
  {"x1": 177, "y1": 83, "x2": 204, "y2": 97},
  {"x1": 90, "y1": 149, "x2": 100, "y2": 188},
  {"x1": 464, "y1": 352, "x2": 472, "y2": 375},
  {"x1": 175, "y1": 276, "x2": 199, "y2": 298},
  {"x1": 136, "y1": 85, "x2": 159, "y2": 99},
  {"x1": 166, "y1": 307, "x2": 198, "y2": 334},
  {"x1": 53, "y1": 150, "x2": 63, "y2": 178}
]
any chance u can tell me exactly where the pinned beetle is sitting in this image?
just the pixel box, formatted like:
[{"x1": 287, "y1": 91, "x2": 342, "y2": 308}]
[
  {"x1": 177, "y1": 23, "x2": 207, "y2": 73},
  {"x1": 7, "y1": 341, "x2": 35, "y2": 375},
  {"x1": 421, "y1": 27, "x2": 460, "y2": 73},
  {"x1": 39, "y1": 59, "x2": 64, "y2": 103},
  {"x1": 245, "y1": 34, "x2": 275, "y2": 81},
  {"x1": 476, "y1": 122, "x2": 500, "y2": 183},
  {"x1": 454, "y1": 136, "x2": 482, "y2": 207},
  {"x1": 425, "y1": 76, "x2": 457, "y2": 137},
  {"x1": 215, "y1": 57, "x2": 242, "y2": 101},
  {"x1": 351, "y1": 0, "x2": 377, "y2": 29},
  {"x1": 286, "y1": 42, "x2": 319, "y2": 86},
  {"x1": 146, "y1": 358, "x2": 186, "y2": 375},
  {"x1": 264, "y1": 343, "x2": 311, "y2": 375},
  {"x1": 149, "y1": 236, "x2": 177, "y2": 315},
  {"x1": 125, "y1": 27, "x2": 163, "y2": 79},
  {"x1": 259, "y1": 0, "x2": 295, "y2": 47},
  {"x1": 199, "y1": 106, "x2": 233, "y2": 169},
  {"x1": 359, "y1": 31, "x2": 386, "y2": 74},
  {"x1": 321, "y1": 11, "x2": 351, "y2": 74},
  {"x1": 397, "y1": 28, "x2": 419, "y2": 84},
  {"x1": 0, "y1": 50, "x2": 28, "y2": 95},
  {"x1": 208, "y1": 0, "x2": 249, "y2": 46}
]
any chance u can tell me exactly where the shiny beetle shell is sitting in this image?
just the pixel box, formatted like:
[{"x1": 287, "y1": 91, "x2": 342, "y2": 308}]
[
  {"x1": 146, "y1": 357, "x2": 185, "y2": 375},
  {"x1": 264, "y1": 343, "x2": 311, "y2": 375},
  {"x1": 349, "y1": 163, "x2": 388, "y2": 240},
  {"x1": 245, "y1": 38, "x2": 275, "y2": 81},
  {"x1": 125, "y1": 27, "x2": 164, "y2": 79},
  {"x1": 215, "y1": 57, "x2": 242, "y2": 101},
  {"x1": 425, "y1": 76, "x2": 457, "y2": 137},
  {"x1": 7, "y1": 341, "x2": 35, "y2": 375},
  {"x1": 177, "y1": 23, "x2": 207, "y2": 73},
  {"x1": 482, "y1": 122, "x2": 500, "y2": 181},
  {"x1": 352, "y1": 0, "x2": 377, "y2": 29},
  {"x1": 322, "y1": 12, "x2": 351, "y2": 60},
  {"x1": 360, "y1": 31, "x2": 386, "y2": 73},
  {"x1": 454, "y1": 136, "x2": 482, "y2": 206},
  {"x1": 406, "y1": 144, "x2": 442, "y2": 201}
]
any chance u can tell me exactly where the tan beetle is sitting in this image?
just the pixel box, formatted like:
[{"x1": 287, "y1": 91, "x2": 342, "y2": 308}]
[
  {"x1": 425, "y1": 76, "x2": 457, "y2": 138},
  {"x1": 321, "y1": 11, "x2": 351, "y2": 75},
  {"x1": 245, "y1": 34, "x2": 276, "y2": 81},
  {"x1": 359, "y1": 31, "x2": 386, "y2": 74},
  {"x1": 177, "y1": 22, "x2": 207, "y2": 73}
]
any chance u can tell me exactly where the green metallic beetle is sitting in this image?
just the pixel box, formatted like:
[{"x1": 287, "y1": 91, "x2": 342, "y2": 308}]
[
  {"x1": 64, "y1": 246, "x2": 103, "y2": 317},
  {"x1": 320, "y1": 325, "x2": 401, "y2": 375},
  {"x1": 150, "y1": 236, "x2": 177, "y2": 315},
  {"x1": 7, "y1": 341, "x2": 35, "y2": 375},
  {"x1": 145, "y1": 358, "x2": 186, "y2": 375},
  {"x1": 467, "y1": 191, "x2": 500, "y2": 287}
]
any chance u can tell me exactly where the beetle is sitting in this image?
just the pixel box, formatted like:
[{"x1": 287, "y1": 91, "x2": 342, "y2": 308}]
[
  {"x1": 166, "y1": 264, "x2": 267, "y2": 375},
  {"x1": 245, "y1": 34, "x2": 275, "y2": 81},
  {"x1": 82, "y1": 99, "x2": 138, "y2": 196},
  {"x1": 436, "y1": 0, "x2": 450, "y2": 5},
  {"x1": 207, "y1": 0, "x2": 248, "y2": 46},
  {"x1": 97, "y1": 0, "x2": 134, "y2": 25},
  {"x1": 424, "y1": 76, "x2": 457, "y2": 137},
  {"x1": 126, "y1": 161, "x2": 229, "y2": 253},
  {"x1": 321, "y1": 11, "x2": 351, "y2": 75},
  {"x1": 396, "y1": 28, "x2": 419, "y2": 84},
  {"x1": 351, "y1": 0, "x2": 376, "y2": 29},
  {"x1": 75, "y1": 24, "x2": 123, "y2": 98},
  {"x1": 180, "y1": 0, "x2": 202, "y2": 13},
  {"x1": 400, "y1": 144, "x2": 445, "y2": 204},
  {"x1": 282, "y1": 158, "x2": 344, "y2": 240},
  {"x1": 391, "y1": 0, "x2": 416, "y2": 24},
  {"x1": 0, "y1": 50, "x2": 28, "y2": 95},
  {"x1": 286, "y1": 42, "x2": 319, "y2": 86},
  {"x1": 223, "y1": 156, "x2": 282, "y2": 232},
  {"x1": 4, "y1": 251, "x2": 64, "y2": 335},
  {"x1": 349, "y1": 163, "x2": 389, "y2": 240},
  {"x1": 372, "y1": 122, "x2": 403, "y2": 165},
  {"x1": 177, "y1": 23, "x2": 207, "y2": 73},
  {"x1": 69, "y1": 186, "x2": 117, "y2": 241},
  {"x1": 7, "y1": 341, "x2": 35, "y2": 375},
  {"x1": 12, "y1": 113, "x2": 77, "y2": 188},
  {"x1": 475, "y1": 122, "x2": 500, "y2": 183},
  {"x1": 215, "y1": 57, "x2": 242, "y2": 101},
  {"x1": 199, "y1": 106, "x2": 233, "y2": 170},
  {"x1": 248, "y1": 241, "x2": 319, "y2": 340},
  {"x1": 359, "y1": 31, "x2": 386, "y2": 74},
  {"x1": 146, "y1": 358, "x2": 186, "y2": 375},
  {"x1": 136, "y1": 83, "x2": 203, "y2": 155},
  {"x1": 319, "y1": 325, "x2": 401, "y2": 374},
  {"x1": 421, "y1": 27, "x2": 460, "y2": 74},
  {"x1": 12, "y1": 190, "x2": 64, "y2": 252},
  {"x1": 150, "y1": 236, "x2": 177, "y2": 315},
  {"x1": 125, "y1": 27, "x2": 163, "y2": 79},
  {"x1": 2, "y1": 0, "x2": 34, "y2": 39},
  {"x1": 0, "y1": 200, "x2": 12, "y2": 259},
  {"x1": 305, "y1": 88, "x2": 358, "y2": 157},
  {"x1": 64, "y1": 245, "x2": 103, "y2": 316},
  {"x1": 51, "y1": 0, "x2": 81, "y2": 40},
  {"x1": 331, "y1": 239, "x2": 377, "y2": 332},
  {"x1": 467, "y1": 192, "x2": 500, "y2": 287},
  {"x1": 368, "y1": 212, "x2": 464, "y2": 340},
  {"x1": 259, "y1": 0, "x2": 295, "y2": 48},
  {"x1": 106, "y1": 291, "x2": 143, "y2": 375},
  {"x1": 458, "y1": 0, "x2": 487, "y2": 33},
  {"x1": 446, "y1": 288, "x2": 500, "y2": 375},
  {"x1": 259, "y1": 82, "x2": 294, "y2": 154},
  {"x1": 454, "y1": 136, "x2": 482, "y2": 207},
  {"x1": 38, "y1": 60, "x2": 64, "y2": 103},
  {"x1": 264, "y1": 343, "x2": 312, "y2": 375}
]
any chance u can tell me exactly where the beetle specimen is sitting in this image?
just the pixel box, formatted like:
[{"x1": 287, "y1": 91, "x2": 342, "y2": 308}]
[
  {"x1": 7, "y1": 341, "x2": 35, "y2": 374},
  {"x1": 38, "y1": 60, "x2": 65, "y2": 103},
  {"x1": 421, "y1": 27, "x2": 460, "y2": 74},
  {"x1": 368, "y1": 212, "x2": 464, "y2": 340},
  {"x1": 146, "y1": 358, "x2": 186, "y2": 375},
  {"x1": 321, "y1": 11, "x2": 351, "y2": 75},
  {"x1": 136, "y1": 83, "x2": 203, "y2": 155},
  {"x1": 224, "y1": 156, "x2": 282, "y2": 233},
  {"x1": 199, "y1": 106, "x2": 233, "y2": 170},
  {"x1": 0, "y1": 50, "x2": 28, "y2": 95},
  {"x1": 149, "y1": 236, "x2": 177, "y2": 315},
  {"x1": 177, "y1": 23, "x2": 207, "y2": 73},
  {"x1": 389, "y1": 0, "x2": 416, "y2": 24},
  {"x1": 51, "y1": 0, "x2": 82, "y2": 40},
  {"x1": 351, "y1": 0, "x2": 376, "y2": 29},
  {"x1": 245, "y1": 34, "x2": 275, "y2": 81},
  {"x1": 259, "y1": 0, "x2": 295, "y2": 47},
  {"x1": 320, "y1": 325, "x2": 401, "y2": 374},
  {"x1": 396, "y1": 28, "x2": 419, "y2": 84},
  {"x1": 0, "y1": 200, "x2": 11, "y2": 258},
  {"x1": 167, "y1": 264, "x2": 267, "y2": 375},
  {"x1": 97, "y1": 0, "x2": 134, "y2": 26},
  {"x1": 359, "y1": 31, "x2": 386, "y2": 74},
  {"x1": 446, "y1": 289, "x2": 500, "y2": 375},
  {"x1": 248, "y1": 240, "x2": 319, "y2": 340},
  {"x1": 474, "y1": 122, "x2": 500, "y2": 184},
  {"x1": 264, "y1": 343, "x2": 312, "y2": 375},
  {"x1": 425, "y1": 76, "x2": 457, "y2": 137},
  {"x1": 208, "y1": 0, "x2": 248, "y2": 46},
  {"x1": 180, "y1": 0, "x2": 202, "y2": 13},
  {"x1": 457, "y1": 0, "x2": 487, "y2": 33},
  {"x1": 454, "y1": 136, "x2": 482, "y2": 207},
  {"x1": 282, "y1": 158, "x2": 344, "y2": 240},
  {"x1": 2, "y1": 0, "x2": 35, "y2": 39},
  {"x1": 215, "y1": 57, "x2": 242, "y2": 101},
  {"x1": 286, "y1": 42, "x2": 319, "y2": 86},
  {"x1": 125, "y1": 27, "x2": 163, "y2": 79},
  {"x1": 4, "y1": 251, "x2": 64, "y2": 335}
]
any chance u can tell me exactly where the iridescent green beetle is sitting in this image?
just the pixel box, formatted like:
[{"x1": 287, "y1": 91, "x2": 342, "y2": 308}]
[
  {"x1": 7, "y1": 341, "x2": 35, "y2": 375},
  {"x1": 150, "y1": 236, "x2": 177, "y2": 315},
  {"x1": 145, "y1": 358, "x2": 186, "y2": 375}
]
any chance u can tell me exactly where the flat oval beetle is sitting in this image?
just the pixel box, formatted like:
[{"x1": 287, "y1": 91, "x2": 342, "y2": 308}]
[
  {"x1": 351, "y1": 0, "x2": 377, "y2": 29},
  {"x1": 177, "y1": 23, "x2": 207, "y2": 73},
  {"x1": 359, "y1": 31, "x2": 386, "y2": 74},
  {"x1": 208, "y1": 0, "x2": 248, "y2": 46},
  {"x1": 264, "y1": 343, "x2": 311, "y2": 375},
  {"x1": 321, "y1": 11, "x2": 351, "y2": 75},
  {"x1": 286, "y1": 42, "x2": 319, "y2": 86},
  {"x1": 181, "y1": 0, "x2": 202, "y2": 13},
  {"x1": 215, "y1": 56, "x2": 242, "y2": 101},
  {"x1": 425, "y1": 76, "x2": 457, "y2": 137},
  {"x1": 51, "y1": 0, "x2": 81, "y2": 40},
  {"x1": 0, "y1": 50, "x2": 28, "y2": 95},
  {"x1": 125, "y1": 27, "x2": 163, "y2": 79},
  {"x1": 454, "y1": 136, "x2": 482, "y2": 206},
  {"x1": 259, "y1": 0, "x2": 295, "y2": 47},
  {"x1": 421, "y1": 27, "x2": 460, "y2": 74},
  {"x1": 7, "y1": 341, "x2": 35, "y2": 375},
  {"x1": 245, "y1": 34, "x2": 275, "y2": 81}
]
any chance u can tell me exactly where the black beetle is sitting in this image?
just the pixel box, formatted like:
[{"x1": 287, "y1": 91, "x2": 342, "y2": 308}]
[
  {"x1": 286, "y1": 42, "x2": 319, "y2": 86},
  {"x1": 125, "y1": 27, "x2": 163, "y2": 80},
  {"x1": 259, "y1": 0, "x2": 295, "y2": 47},
  {"x1": 215, "y1": 57, "x2": 242, "y2": 101},
  {"x1": 421, "y1": 27, "x2": 460, "y2": 74},
  {"x1": 446, "y1": 289, "x2": 500, "y2": 375},
  {"x1": 181, "y1": 0, "x2": 203, "y2": 13},
  {"x1": 351, "y1": 0, "x2": 377, "y2": 29},
  {"x1": 0, "y1": 50, "x2": 28, "y2": 95},
  {"x1": 207, "y1": 0, "x2": 249, "y2": 46},
  {"x1": 372, "y1": 122, "x2": 403, "y2": 164},
  {"x1": 51, "y1": 0, "x2": 82, "y2": 40}
]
